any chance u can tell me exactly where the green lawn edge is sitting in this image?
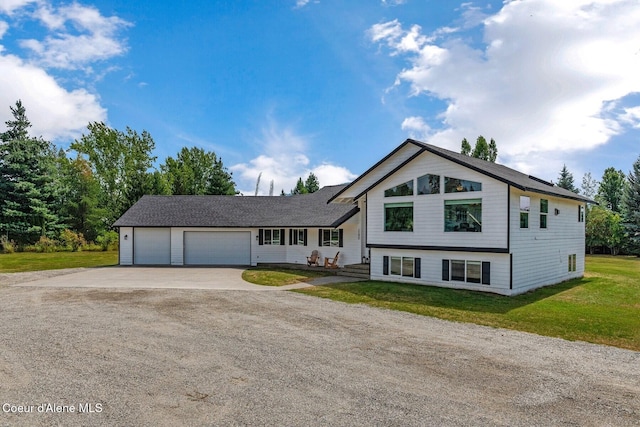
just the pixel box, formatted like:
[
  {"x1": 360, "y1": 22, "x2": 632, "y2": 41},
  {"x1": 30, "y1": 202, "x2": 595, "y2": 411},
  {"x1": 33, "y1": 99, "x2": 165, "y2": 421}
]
[
  {"x1": 242, "y1": 267, "x2": 333, "y2": 287},
  {"x1": 0, "y1": 251, "x2": 119, "y2": 273}
]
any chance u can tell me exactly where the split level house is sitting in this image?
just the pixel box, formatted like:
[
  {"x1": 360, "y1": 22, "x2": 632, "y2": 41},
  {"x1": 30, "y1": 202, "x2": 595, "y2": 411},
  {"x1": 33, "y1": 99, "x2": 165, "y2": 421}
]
[{"x1": 114, "y1": 139, "x2": 593, "y2": 295}]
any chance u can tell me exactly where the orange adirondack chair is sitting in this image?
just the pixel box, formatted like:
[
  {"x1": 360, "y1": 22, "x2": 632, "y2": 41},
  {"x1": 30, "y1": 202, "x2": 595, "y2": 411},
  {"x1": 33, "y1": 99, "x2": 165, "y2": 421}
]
[{"x1": 324, "y1": 252, "x2": 340, "y2": 269}]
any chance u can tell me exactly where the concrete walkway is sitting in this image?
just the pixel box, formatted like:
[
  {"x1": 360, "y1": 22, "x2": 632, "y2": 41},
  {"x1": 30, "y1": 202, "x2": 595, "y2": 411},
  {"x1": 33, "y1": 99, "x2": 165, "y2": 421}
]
[{"x1": 8, "y1": 266, "x2": 364, "y2": 290}]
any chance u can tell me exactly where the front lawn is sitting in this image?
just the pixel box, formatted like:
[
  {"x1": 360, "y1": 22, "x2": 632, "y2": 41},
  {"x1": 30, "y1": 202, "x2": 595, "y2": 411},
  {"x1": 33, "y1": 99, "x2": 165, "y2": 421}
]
[
  {"x1": 0, "y1": 251, "x2": 119, "y2": 273},
  {"x1": 242, "y1": 267, "x2": 333, "y2": 286},
  {"x1": 294, "y1": 256, "x2": 640, "y2": 351}
]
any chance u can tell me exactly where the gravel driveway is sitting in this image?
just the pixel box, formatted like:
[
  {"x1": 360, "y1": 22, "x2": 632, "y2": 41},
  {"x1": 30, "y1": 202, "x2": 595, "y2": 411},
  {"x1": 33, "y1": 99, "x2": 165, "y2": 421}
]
[{"x1": 0, "y1": 274, "x2": 638, "y2": 426}]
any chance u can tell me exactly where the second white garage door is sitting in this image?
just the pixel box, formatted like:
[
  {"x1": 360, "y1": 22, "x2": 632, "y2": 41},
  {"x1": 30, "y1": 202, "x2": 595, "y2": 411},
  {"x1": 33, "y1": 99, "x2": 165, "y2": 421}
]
[{"x1": 183, "y1": 231, "x2": 251, "y2": 265}]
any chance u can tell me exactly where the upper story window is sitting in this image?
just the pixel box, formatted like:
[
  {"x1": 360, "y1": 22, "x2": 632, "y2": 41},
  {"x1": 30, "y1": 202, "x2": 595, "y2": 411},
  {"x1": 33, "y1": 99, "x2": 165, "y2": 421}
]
[
  {"x1": 384, "y1": 202, "x2": 413, "y2": 232},
  {"x1": 520, "y1": 196, "x2": 530, "y2": 228},
  {"x1": 444, "y1": 199, "x2": 482, "y2": 232},
  {"x1": 384, "y1": 180, "x2": 414, "y2": 197},
  {"x1": 540, "y1": 199, "x2": 548, "y2": 229},
  {"x1": 417, "y1": 174, "x2": 440, "y2": 195},
  {"x1": 444, "y1": 177, "x2": 482, "y2": 193},
  {"x1": 579, "y1": 205, "x2": 585, "y2": 222}
]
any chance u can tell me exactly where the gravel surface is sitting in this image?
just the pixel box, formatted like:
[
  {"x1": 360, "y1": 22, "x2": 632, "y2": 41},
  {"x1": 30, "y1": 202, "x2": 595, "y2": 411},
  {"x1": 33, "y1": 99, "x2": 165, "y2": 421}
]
[{"x1": 0, "y1": 285, "x2": 638, "y2": 426}]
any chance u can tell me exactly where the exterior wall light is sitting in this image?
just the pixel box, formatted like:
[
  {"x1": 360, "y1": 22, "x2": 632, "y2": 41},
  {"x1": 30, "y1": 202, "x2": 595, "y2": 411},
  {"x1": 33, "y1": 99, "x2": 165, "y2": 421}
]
[{"x1": 124, "y1": 234, "x2": 128, "y2": 240}]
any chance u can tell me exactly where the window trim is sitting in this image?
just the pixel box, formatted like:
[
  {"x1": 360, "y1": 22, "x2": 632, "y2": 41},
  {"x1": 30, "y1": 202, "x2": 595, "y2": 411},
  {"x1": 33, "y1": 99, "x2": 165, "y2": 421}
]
[
  {"x1": 520, "y1": 196, "x2": 530, "y2": 229},
  {"x1": 264, "y1": 229, "x2": 282, "y2": 245},
  {"x1": 444, "y1": 259, "x2": 490, "y2": 285}
]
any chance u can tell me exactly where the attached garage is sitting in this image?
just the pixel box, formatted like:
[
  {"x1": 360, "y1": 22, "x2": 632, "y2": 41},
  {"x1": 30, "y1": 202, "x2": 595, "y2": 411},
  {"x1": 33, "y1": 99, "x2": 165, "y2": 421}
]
[
  {"x1": 184, "y1": 231, "x2": 251, "y2": 266},
  {"x1": 134, "y1": 228, "x2": 171, "y2": 265}
]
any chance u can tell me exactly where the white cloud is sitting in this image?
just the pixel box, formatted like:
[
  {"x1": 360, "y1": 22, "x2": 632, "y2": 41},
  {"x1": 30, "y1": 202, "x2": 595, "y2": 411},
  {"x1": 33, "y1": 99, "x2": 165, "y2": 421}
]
[
  {"x1": 0, "y1": 52, "x2": 106, "y2": 141},
  {"x1": 401, "y1": 116, "x2": 431, "y2": 139},
  {"x1": 19, "y1": 2, "x2": 131, "y2": 70},
  {"x1": 231, "y1": 118, "x2": 356, "y2": 195},
  {"x1": 0, "y1": 1, "x2": 129, "y2": 141},
  {"x1": 620, "y1": 106, "x2": 640, "y2": 129},
  {"x1": 370, "y1": 0, "x2": 640, "y2": 176},
  {"x1": 0, "y1": 0, "x2": 37, "y2": 15}
]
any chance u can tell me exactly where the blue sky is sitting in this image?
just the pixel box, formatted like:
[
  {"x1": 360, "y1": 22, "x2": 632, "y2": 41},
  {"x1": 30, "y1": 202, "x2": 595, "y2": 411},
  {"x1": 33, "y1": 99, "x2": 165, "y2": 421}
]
[{"x1": 1, "y1": 0, "x2": 639, "y2": 195}]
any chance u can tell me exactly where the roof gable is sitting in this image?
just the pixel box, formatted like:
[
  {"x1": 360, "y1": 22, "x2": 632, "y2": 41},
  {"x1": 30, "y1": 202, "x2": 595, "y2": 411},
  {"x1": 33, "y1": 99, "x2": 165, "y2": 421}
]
[{"x1": 330, "y1": 139, "x2": 594, "y2": 204}]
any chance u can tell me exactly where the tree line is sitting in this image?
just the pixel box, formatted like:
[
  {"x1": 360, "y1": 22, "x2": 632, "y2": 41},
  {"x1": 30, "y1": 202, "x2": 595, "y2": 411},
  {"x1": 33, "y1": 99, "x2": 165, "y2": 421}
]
[{"x1": 0, "y1": 100, "x2": 238, "y2": 251}]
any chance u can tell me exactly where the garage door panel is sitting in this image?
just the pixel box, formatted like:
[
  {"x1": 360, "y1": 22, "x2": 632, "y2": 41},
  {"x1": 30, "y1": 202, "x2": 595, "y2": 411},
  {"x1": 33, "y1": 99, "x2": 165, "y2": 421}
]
[
  {"x1": 184, "y1": 231, "x2": 250, "y2": 265},
  {"x1": 134, "y1": 228, "x2": 171, "y2": 265}
]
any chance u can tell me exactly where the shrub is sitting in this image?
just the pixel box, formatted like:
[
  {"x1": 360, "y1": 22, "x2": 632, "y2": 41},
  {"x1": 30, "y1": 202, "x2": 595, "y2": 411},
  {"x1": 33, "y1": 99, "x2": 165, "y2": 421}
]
[
  {"x1": 82, "y1": 243, "x2": 104, "y2": 252},
  {"x1": 60, "y1": 229, "x2": 87, "y2": 252},
  {"x1": 96, "y1": 230, "x2": 119, "y2": 251},
  {"x1": 1, "y1": 236, "x2": 16, "y2": 254},
  {"x1": 34, "y1": 236, "x2": 58, "y2": 253}
]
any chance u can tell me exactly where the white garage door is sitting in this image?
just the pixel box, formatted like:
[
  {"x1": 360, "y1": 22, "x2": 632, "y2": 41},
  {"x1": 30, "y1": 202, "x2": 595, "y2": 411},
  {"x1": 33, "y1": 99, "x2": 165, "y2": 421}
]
[
  {"x1": 134, "y1": 228, "x2": 171, "y2": 265},
  {"x1": 184, "y1": 231, "x2": 251, "y2": 265}
]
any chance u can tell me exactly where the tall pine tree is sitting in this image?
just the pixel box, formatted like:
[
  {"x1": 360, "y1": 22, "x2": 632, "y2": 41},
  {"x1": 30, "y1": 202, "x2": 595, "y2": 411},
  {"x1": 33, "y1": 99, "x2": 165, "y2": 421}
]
[
  {"x1": 556, "y1": 165, "x2": 579, "y2": 193},
  {"x1": 0, "y1": 101, "x2": 60, "y2": 244},
  {"x1": 622, "y1": 155, "x2": 640, "y2": 255}
]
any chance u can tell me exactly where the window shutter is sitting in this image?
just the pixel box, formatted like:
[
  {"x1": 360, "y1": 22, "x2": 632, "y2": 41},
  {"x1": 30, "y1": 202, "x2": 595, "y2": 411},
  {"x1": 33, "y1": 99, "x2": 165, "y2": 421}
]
[
  {"x1": 258, "y1": 229, "x2": 264, "y2": 246},
  {"x1": 383, "y1": 256, "x2": 389, "y2": 275},
  {"x1": 442, "y1": 260, "x2": 449, "y2": 281},
  {"x1": 338, "y1": 229, "x2": 344, "y2": 247},
  {"x1": 280, "y1": 229, "x2": 285, "y2": 245},
  {"x1": 289, "y1": 229, "x2": 293, "y2": 246},
  {"x1": 414, "y1": 258, "x2": 421, "y2": 278},
  {"x1": 482, "y1": 262, "x2": 490, "y2": 285},
  {"x1": 318, "y1": 229, "x2": 323, "y2": 246},
  {"x1": 303, "y1": 229, "x2": 308, "y2": 246}
]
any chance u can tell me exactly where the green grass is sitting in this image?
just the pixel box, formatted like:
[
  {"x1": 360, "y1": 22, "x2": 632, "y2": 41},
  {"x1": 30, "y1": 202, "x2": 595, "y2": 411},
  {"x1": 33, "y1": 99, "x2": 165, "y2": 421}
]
[
  {"x1": 0, "y1": 251, "x2": 119, "y2": 273},
  {"x1": 294, "y1": 255, "x2": 640, "y2": 351},
  {"x1": 242, "y1": 267, "x2": 333, "y2": 287}
]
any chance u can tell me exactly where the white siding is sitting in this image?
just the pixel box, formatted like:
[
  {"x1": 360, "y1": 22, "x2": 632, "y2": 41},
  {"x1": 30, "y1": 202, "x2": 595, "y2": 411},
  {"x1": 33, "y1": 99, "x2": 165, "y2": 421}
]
[
  {"x1": 119, "y1": 227, "x2": 133, "y2": 265},
  {"x1": 370, "y1": 248, "x2": 511, "y2": 294},
  {"x1": 332, "y1": 142, "x2": 423, "y2": 202},
  {"x1": 510, "y1": 190, "x2": 585, "y2": 293},
  {"x1": 367, "y1": 151, "x2": 509, "y2": 249}
]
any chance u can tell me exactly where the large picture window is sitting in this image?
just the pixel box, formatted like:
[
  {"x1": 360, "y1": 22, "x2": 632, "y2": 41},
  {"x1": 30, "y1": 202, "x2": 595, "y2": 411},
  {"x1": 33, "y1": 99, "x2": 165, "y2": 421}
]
[
  {"x1": 444, "y1": 199, "x2": 482, "y2": 232},
  {"x1": 384, "y1": 180, "x2": 414, "y2": 197},
  {"x1": 417, "y1": 174, "x2": 440, "y2": 195},
  {"x1": 444, "y1": 177, "x2": 482, "y2": 193},
  {"x1": 385, "y1": 203, "x2": 413, "y2": 232}
]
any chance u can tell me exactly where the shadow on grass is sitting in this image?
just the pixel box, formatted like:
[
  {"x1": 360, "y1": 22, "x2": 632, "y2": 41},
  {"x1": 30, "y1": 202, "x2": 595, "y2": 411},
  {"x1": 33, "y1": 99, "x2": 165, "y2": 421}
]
[{"x1": 309, "y1": 276, "x2": 589, "y2": 315}]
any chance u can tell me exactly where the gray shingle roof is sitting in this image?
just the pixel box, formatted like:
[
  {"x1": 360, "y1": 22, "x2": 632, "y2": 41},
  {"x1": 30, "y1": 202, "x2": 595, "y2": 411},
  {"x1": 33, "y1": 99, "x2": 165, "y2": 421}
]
[
  {"x1": 113, "y1": 185, "x2": 358, "y2": 228},
  {"x1": 330, "y1": 139, "x2": 594, "y2": 204}
]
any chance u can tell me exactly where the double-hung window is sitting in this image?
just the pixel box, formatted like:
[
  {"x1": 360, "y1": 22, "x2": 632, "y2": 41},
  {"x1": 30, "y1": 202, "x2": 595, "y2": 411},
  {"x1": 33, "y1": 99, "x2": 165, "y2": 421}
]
[
  {"x1": 520, "y1": 196, "x2": 530, "y2": 228},
  {"x1": 540, "y1": 199, "x2": 548, "y2": 229}
]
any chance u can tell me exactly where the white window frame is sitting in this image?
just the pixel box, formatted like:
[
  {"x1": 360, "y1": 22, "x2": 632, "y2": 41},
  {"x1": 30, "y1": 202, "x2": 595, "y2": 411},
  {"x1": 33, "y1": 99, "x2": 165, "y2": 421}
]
[
  {"x1": 294, "y1": 229, "x2": 305, "y2": 246},
  {"x1": 390, "y1": 256, "x2": 415, "y2": 278},
  {"x1": 322, "y1": 229, "x2": 340, "y2": 247},
  {"x1": 264, "y1": 229, "x2": 281, "y2": 245}
]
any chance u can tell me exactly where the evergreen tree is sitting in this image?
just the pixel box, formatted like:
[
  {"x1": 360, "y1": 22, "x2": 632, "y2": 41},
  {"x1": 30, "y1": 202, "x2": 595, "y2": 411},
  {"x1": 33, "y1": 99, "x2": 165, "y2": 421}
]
[
  {"x1": 597, "y1": 167, "x2": 627, "y2": 213},
  {"x1": 460, "y1": 136, "x2": 497, "y2": 162},
  {"x1": 461, "y1": 138, "x2": 471, "y2": 156},
  {"x1": 0, "y1": 101, "x2": 60, "y2": 244},
  {"x1": 304, "y1": 172, "x2": 320, "y2": 193},
  {"x1": 291, "y1": 177, "x2": 308, "y2": 195},
  {"x1": 622, "y1": 155, "x2": 640, "y2": 255},
  {"x1": 556, "y1": 164, "x2": 579, "y2": 193}
]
